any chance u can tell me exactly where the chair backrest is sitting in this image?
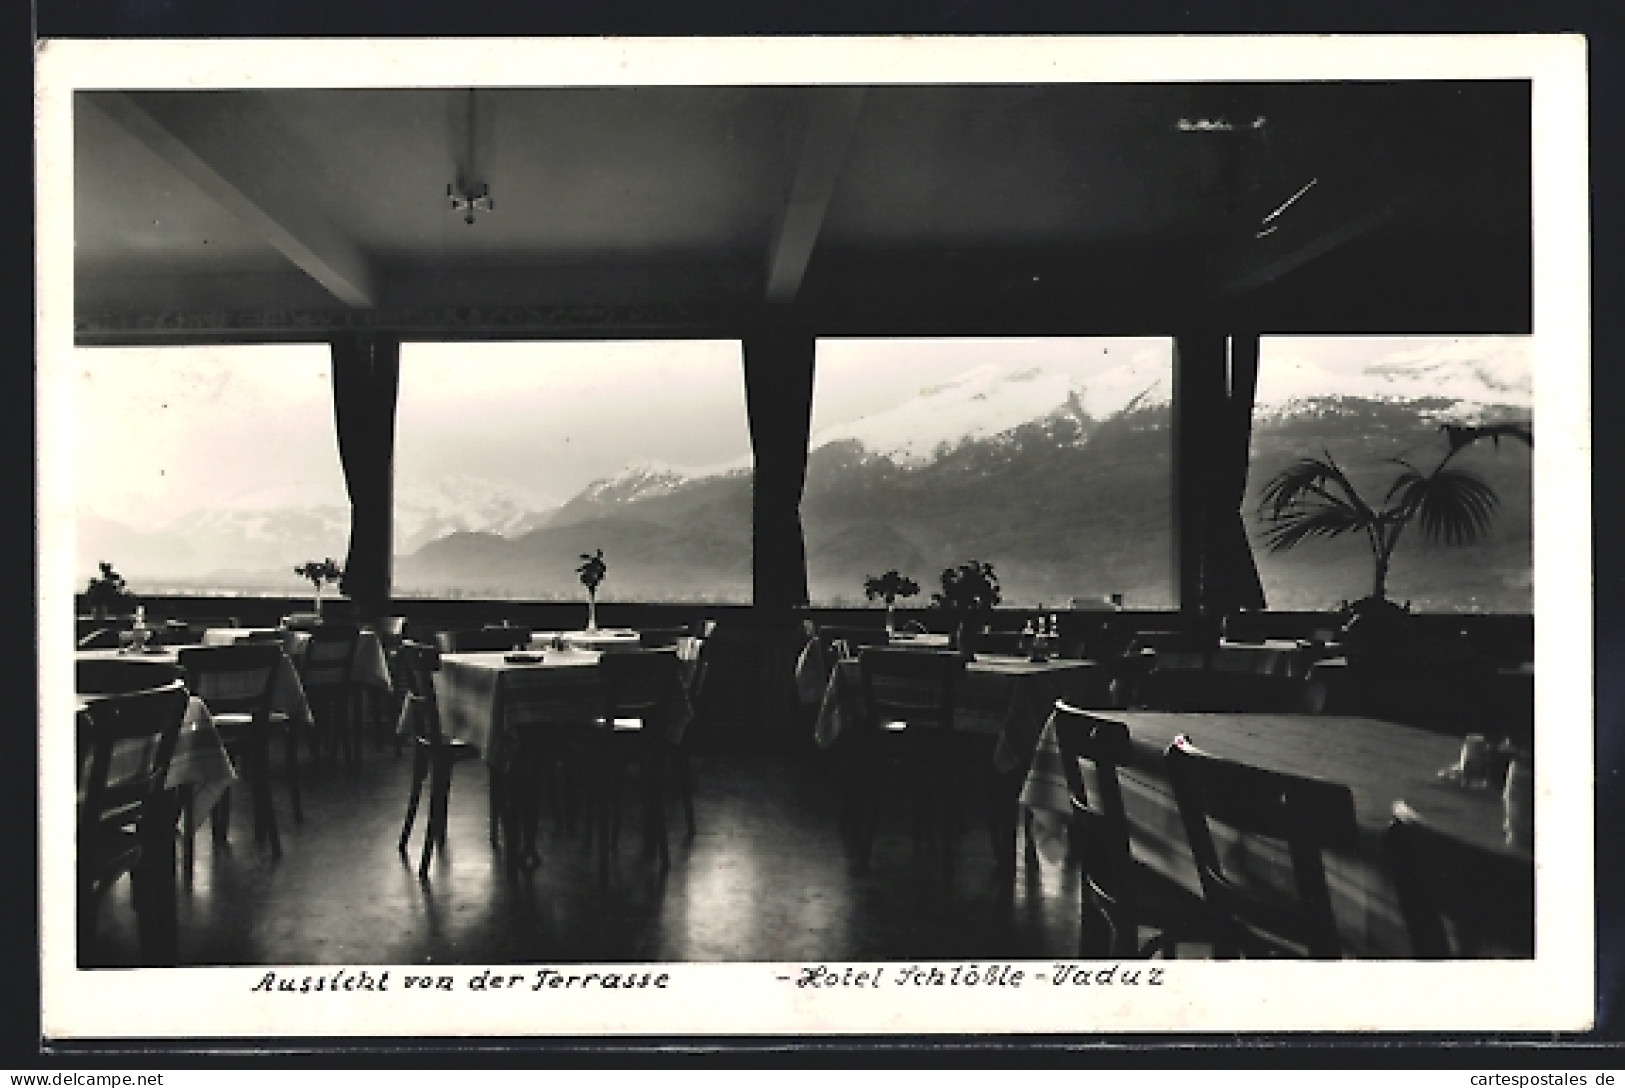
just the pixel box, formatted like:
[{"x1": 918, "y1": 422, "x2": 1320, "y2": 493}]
[
  {"x1": 498, "y1": 664, "x2": 605, "y2": 739},
  {"x1": 1384, "y1": 801, "x2": 1534, "y2": 958},
  {"x1": 599, "y1": 648, "x2": 682, "y2": 723},
  {"x1": 178, "y1": 643, "x2": 282, "y2": 722},
  {"x1": 858, "y1": 647, "x2": 964, "y2": 732},
  {"x1": 1163, "y1": 733, "x2": 1359, "y2": 959},
  {"x1": 436, "y1": 627, "x2": 529, "y2": 653},
  {"x1": 78, "y1": 680, "x2": 188, "y2": 860},
  {"x1": 396, "y1": 640, "x2": 444, "y2": 742},
  {"x1": 373, "y1": 615, "x2": 408, "y2": 641},
  {"x1": 1051, "y1": 703, "x2": 1140, "y2": 953},
  {"x1": 75, "y1": 657, "x2": 182, "y2": 694},
  {"x1": 301, "y1": 623, "x2": 362, "y2": 691},
  {"x1": 819, "y1": 625, "x2": 891, "y2": 662}
]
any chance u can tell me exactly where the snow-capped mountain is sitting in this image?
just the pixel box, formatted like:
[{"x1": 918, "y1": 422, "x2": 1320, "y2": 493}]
[
  {"x1": 393, "y1": 473, "x2": 555, "y2": 553},
  {"x1": 808, "y1": 353, "x2": 1171, "y2": 466}
]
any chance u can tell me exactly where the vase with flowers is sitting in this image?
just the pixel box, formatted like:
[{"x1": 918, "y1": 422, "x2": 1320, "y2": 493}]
[
  {"x1": 863, "y1": 569, "x2": 920, "y2": 636},
  {"x1": 293, "y1": 557, "x2": 345, "y2": 618},
  {"x1": 931, "y1": 559, "x2": 1002, "y2": 659},
  {"x1": 576, "y1": 549, "x2": 607, "y2": 632}
]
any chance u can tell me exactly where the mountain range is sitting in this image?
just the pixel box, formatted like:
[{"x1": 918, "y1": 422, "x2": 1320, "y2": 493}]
[{"x1": 78, "y1": 345, "x2": 1534, "y2": 612}]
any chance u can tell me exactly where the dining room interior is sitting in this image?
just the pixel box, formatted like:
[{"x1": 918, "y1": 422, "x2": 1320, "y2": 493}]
[{"x1": 59, "y1": 73, "x2": 1553, "y2": 973}]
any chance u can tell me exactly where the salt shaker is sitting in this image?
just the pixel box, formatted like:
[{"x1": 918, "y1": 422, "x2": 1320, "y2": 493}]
[{"x1": 1503, "y1": 756, "x2": 1533, "y2": 850}]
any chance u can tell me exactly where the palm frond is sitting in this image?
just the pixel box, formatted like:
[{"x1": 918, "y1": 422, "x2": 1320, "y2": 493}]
[
  {"x1": 1258, "y1": 503, "x2": 1366, "y2": 553},
  {"x1": 1389, "y1": 467, "x2": 1500, "y2": 546},
  {"x1": 1257, "y1": 456, "x2": 1366, "y2": 520}
]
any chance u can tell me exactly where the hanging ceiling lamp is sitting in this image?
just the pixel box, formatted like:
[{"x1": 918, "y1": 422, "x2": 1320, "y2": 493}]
[{"x1": 447, "y1": 88, "x2": 493, "y2": 225}]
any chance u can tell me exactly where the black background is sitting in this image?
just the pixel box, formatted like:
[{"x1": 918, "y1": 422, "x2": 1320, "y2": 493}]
[{"x1": 18, "y1": 0, "x2": 1625, "y2": 1068}]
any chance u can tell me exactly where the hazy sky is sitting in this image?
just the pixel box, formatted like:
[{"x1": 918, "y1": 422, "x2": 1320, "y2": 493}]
[{"x1": 71, "y1": 334, "x2": 1532, "y2": 526}]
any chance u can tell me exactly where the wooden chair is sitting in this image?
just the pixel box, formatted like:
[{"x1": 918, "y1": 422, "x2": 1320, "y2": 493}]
[
  {"x1": 588, "y1": 649, "x2": 686, "y2": 884},
  {"x1": 852, "y1": 647, "x2": 967, "y2": 879},
  {"x1": 436, "y1": 627, "x2": 531, "y2": 653},
  {"x1": 1051, "y1": 703, "x2": 1206, "y2": 957},
  {"x1": 1163, "y1": 733, "x2": 1359, "y2": 959},
  {"x1": 300, "y1": 623, "x2": 365, "y2": 772},
  {"x1": 1384, "y1": 801, "x2": 1534, "y2": 958},
  {"x1": 179, "y1": 643, "x2": 297, "y2": 860},
  {"x1": 495, "y1": 663, "x2": 604, "y2": 882},
  {"x1": 818, "y1": 624, "x2": 890, "y2": 663},
  {"x1": 77, "y1": 680, "x2": 188, "y2": 965},
  {"x1": 395, "y1": 641, "x2": 485, "y2": 880}
]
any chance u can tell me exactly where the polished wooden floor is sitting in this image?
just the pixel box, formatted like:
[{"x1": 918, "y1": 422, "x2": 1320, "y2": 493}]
[{"x1": 85, "y1": 726, "x2": 1092, "y2": 967}]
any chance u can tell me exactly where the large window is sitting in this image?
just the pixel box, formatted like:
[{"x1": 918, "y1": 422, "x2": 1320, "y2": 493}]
[
  {"x1": 806, "y1": 338, "x2": 1176, "y2": 609},
  {"x1": 1246, "y1": 335, "x2": 1533, "y2": 613},
  {"x1": 393, "y1": 340, "x2": 752, "y2": 602},
  {"x1": 72, "y1": 344, "x2": 349, "y2": 597}
]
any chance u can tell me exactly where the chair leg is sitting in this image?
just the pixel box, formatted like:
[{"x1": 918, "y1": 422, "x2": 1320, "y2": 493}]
[
  {"x1": 181, "y1": 785, "x2": 195, "y2": 888},
  {"x1": 420, "y1": 752, "x2": 450, "y2": 880},
  {"x1": 488, "y1": 765, "x2": 504, "y2": 848},
  {"x1": 250, "y1": 741, "x2": 281, "y2": 859},
  {"x1": 676, "y1": 749, "x2": 696, "y2": 839},
  {"x1": 399, "y1": 744, "x2": 430, "y2": 853},
  {"x1": 283, "y1": 725, "x2": 303, "y2": 824},
  {"x1": 212, "y1": 786, "x2": 231, "y2": 844}
]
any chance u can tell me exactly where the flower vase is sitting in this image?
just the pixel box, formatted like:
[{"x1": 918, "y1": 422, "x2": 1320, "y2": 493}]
[
  {"x1": 313, "y1": 586, "x2": 324, "y2": 619},
  {"x1": 885, "y1": 603, "x2": 896, "y2": 637},
  {"x1": 586, "y1": 593, "x2": 599, "y2": 633}
]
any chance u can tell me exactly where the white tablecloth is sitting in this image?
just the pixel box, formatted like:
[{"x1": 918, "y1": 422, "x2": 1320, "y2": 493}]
[
  {"x1": 77, "y1": 693, "x2": 238, "y2": 819},
  {"x1": 433, "y1": 649, "x2": 695, "y2": 762},
  {"x1": 200, "y1": 628, "x2": 393, "y2": 691},
  {"x1": 812, "y1": 654, "x2": 1110, "y2": 772},
  {"x1": 78, "y1": 647, "x2": 315, "y2": 730}
]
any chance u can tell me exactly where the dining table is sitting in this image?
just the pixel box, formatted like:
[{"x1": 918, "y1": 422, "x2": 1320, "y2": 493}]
[
  {"x1": 77, "y1": 644, "x2": 316, "y2": 731},
  {"x1": 200, "y1": 627, "x2": 395, "y2": 693},
  {"x1": 1017, "y1": 709, "x2": 1533, "y2": 958},
  {"x1": 811, "y1": 651, "x2": 1111, "y2": 773},
  {"x1": 428, "y1": 645, "x2": 698, "y2": 763}
]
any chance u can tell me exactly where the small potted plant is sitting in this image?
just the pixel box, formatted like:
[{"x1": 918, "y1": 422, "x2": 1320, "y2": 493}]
[
  {"x1": 931, "y1": 559, "x2": 1002, "y2": 658},
  {"x1": 576, "y1": 549, "x2": 607, "y2": 632},
  {"x1": 293, "y1": 557, "x2": 345, "y2": 618},
  {"x1": 863, "y1": 570, "x2": 920, "y2": 636},
  {"x1": 84, "y1": 561, "x2": 132, "y2": 621}
]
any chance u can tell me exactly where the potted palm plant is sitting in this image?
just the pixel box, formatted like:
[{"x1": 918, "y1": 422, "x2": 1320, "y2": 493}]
[
  {"x1": 863, "y1": 569, "x2": 920, "y2": 636},
  {"x1": 576, "y1": 549, "x2": 607, "y2": 632},
  {"x1": 1256, "y1": 421, "x2": 1531, "y2": 657},
  {"x1": 931, "y1": 559, "x2": 1002, "y2": 658}
]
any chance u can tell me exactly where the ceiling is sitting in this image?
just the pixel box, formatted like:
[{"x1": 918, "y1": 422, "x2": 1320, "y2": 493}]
[{"x1": 72, "y1": 79, "x2": 1532, "y2": 342}]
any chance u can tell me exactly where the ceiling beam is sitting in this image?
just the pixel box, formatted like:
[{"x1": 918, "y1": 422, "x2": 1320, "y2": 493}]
[
  {"x1": 763, "y1": 88, "x2": 867, "y2": 304},
  {"x1": 83, "y1": 93, "x2": 379, "y2": 309},
  {"x1": 1210, "y1": 181, "x2": 1424, "y2": 299}
]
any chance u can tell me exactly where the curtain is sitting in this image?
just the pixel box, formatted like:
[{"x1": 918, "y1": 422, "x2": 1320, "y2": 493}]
[
  {"x1": 329, "y1": 333, "x2": 400, "y2": 620},
  {"x1": 742, "y1": 327, "x2": 817, "y2": 616},
  {"x1": 1173, "y1": 329, "x2": 1266, "y2": 619},
  {"x1": 1210, "y1": 333, "x2": 1266, "y2": 613}
]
